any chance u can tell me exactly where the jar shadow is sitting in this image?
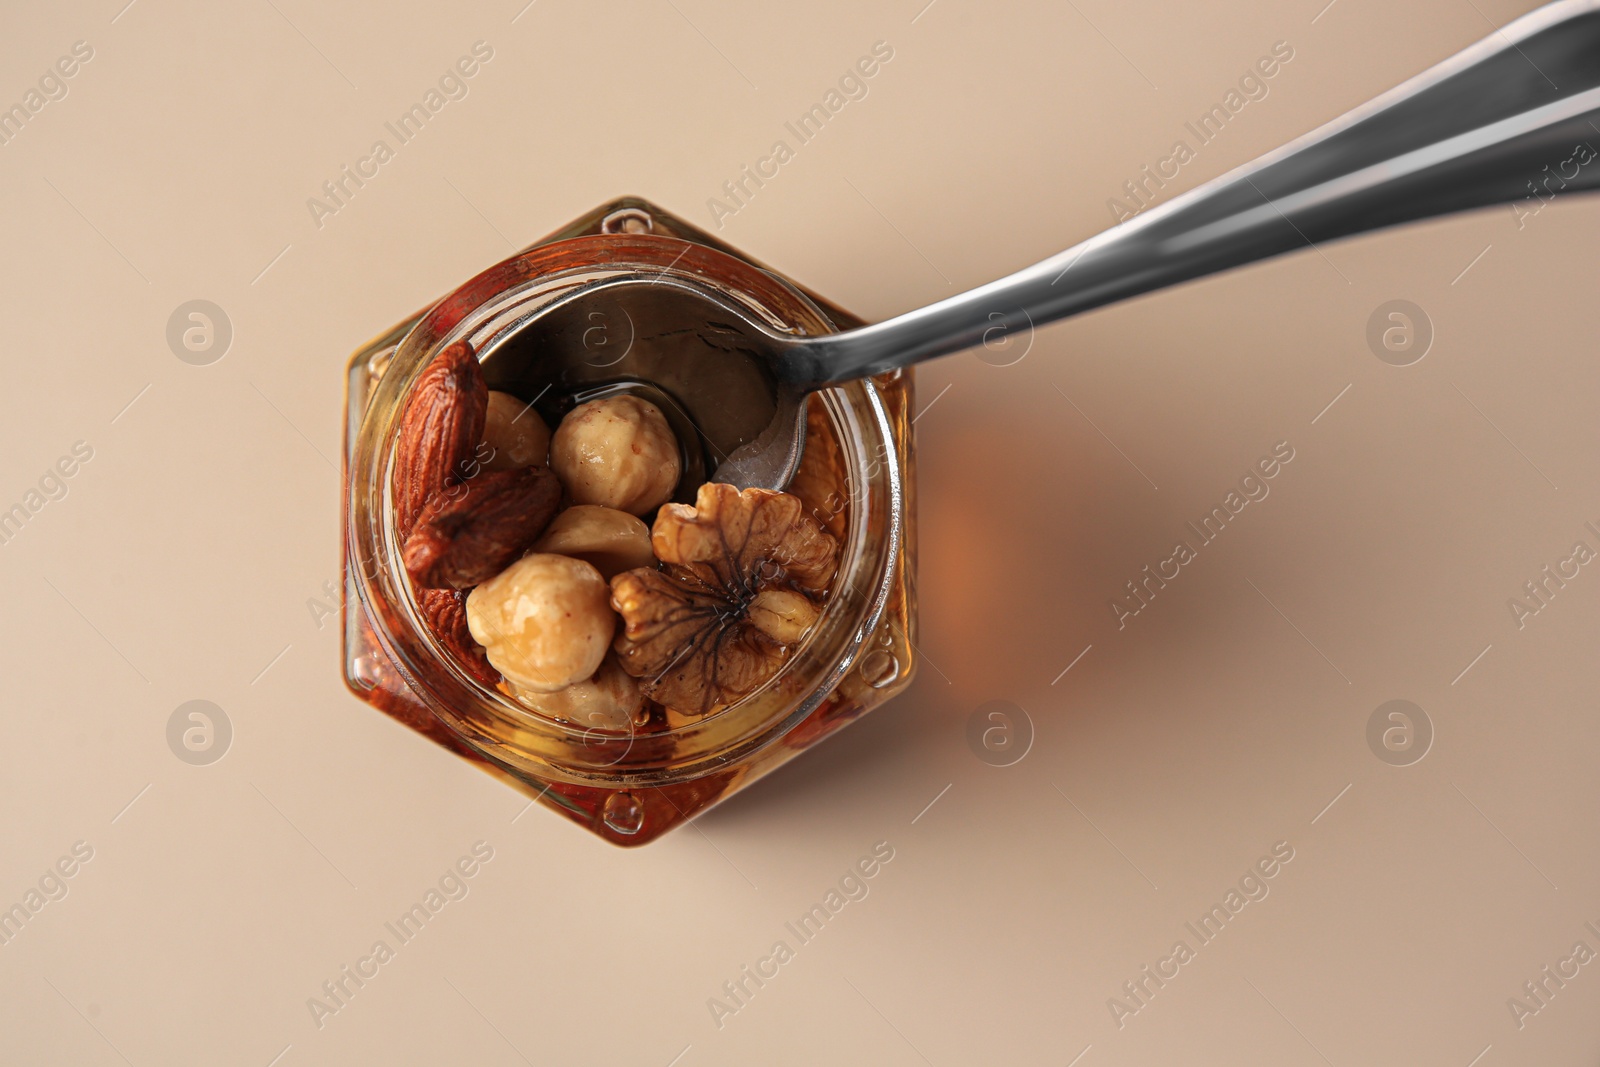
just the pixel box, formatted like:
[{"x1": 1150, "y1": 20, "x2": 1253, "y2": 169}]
[{"x1": 694, "y1": 355, "x2": 1194, "y2": 835}]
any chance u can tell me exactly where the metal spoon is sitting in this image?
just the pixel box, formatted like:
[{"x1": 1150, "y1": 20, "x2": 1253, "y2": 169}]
[{"x1": 688, "y1": 0, "x2": 1600, "y2": 488}]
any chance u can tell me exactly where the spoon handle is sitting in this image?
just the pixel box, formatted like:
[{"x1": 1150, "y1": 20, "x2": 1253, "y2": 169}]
[{"x1": 793, "y1": 0, "x2": 1600, "y2": 387}]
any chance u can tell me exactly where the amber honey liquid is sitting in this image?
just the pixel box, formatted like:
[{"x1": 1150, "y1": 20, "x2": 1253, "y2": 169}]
[{"x1": 342, "y1": 198, "x2": 917, "y2": 845}]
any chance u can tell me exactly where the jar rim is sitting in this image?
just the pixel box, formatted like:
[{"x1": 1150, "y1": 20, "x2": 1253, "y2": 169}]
[{"x1": 346, "y1": 235, "x2": 903, "y2": 787}]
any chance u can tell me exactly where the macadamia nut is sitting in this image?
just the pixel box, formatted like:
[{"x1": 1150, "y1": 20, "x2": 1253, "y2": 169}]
[
  {"x1": 533, "y1": 505, "x2": 655, "y2": 580},
  {"x1": 506, "y1": 653, "x2": 642, "y2": 731},
  {"x1": 550, "y1": 395, "x2": 680, "y2": 515},
  {"x1": 482, "y1": 390, "x2": 551, "y2": 472},
  {"x1": 465, "y1": 553, "x2": 614, "y2": 693}
]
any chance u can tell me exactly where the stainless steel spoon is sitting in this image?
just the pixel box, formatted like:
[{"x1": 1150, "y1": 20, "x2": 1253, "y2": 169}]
[
  {"x1": 691, "y1": 0, "x2": 1600, "y2": 489},
  {"x1": 486, "y1": 1, "x2": 1600, "y2": 490}
]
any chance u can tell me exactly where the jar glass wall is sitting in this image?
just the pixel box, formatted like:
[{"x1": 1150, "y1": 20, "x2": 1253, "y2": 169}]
[{"x1": 341, "y1": 198, "x2": 917, "y2": 845}]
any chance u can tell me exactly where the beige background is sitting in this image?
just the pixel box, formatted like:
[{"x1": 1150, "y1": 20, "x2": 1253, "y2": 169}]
[{"x1": 2, "y1": 0, "x2": 1597, "y2": 1063}]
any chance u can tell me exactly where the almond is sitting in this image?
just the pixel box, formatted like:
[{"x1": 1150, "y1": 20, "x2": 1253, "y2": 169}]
[
  {"x1": 403, "y1": 465, "x2": 562, "y2": 589},
  {"x1": 393, "y1": 339, "x2": 488, "y2": 538},
  {"x1": 415, "y1": 587, "x2": 501, "y2": 687}
]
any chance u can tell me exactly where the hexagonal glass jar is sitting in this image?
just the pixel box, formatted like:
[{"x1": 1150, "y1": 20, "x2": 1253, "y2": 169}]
[{"x1": 341, "y1": 198, "x2": 917, "y2": 845}]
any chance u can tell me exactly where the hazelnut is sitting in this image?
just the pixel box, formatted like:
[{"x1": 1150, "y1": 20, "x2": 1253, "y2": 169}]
[
  {"x1": 506, "y1": 653, "x2": 642, "y2": 731},
  {"x1": 465, "y1": 553, "x2": 614, "y2": 693},
  {"x1": 746, "y1": 588, "x2": 820, "y2": 645},
  {"x1": 533, "y1": 505, "x2": 655, "y2": 581},
  {"x1": 550, "y1": 395, "x2": 680, "y2": 515},
  {"x1": 482, "y1": 390, "x2": 551, "y2": 471}
]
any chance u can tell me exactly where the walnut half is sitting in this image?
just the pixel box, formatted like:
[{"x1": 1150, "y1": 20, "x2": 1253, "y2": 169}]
[{"x1": 609, "y1": 483, "x2": 839, "y2": 716}]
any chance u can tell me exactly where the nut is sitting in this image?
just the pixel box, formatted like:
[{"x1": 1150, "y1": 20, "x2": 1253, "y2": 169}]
[
  {"x1": 393, "y1": 340, "x2": 488, "y2": 537},
  {"x1": 550, "y1": 395, "x2": 680, "y2": 515},
  {"x1": 482, "y1": 390, "x2": 551, "y2": 471},
  {"x1": 532, "y1": 505, "x2": 655, "y2": 581},
  {"x1": 402, "y1": 465, "x2": 562, "y2": 589},
  {"x1": 610, "y1": 482, "x2": 838, "y2": 715},
  {"x1": 505, "y1": 652, "x2": 642, "y2": 731},
  {"x1": 746, "y1": 588, "x2": 820, "y2": 644},
  {"x1": 466, "y1": 553, "x2": 615, "y2": 693},
  {"x1": 415, "y1": 587, "x2": 501, "y2": 687},
  {"x1": 649, "y1": 482, "x2": 839, "y2": 594}
]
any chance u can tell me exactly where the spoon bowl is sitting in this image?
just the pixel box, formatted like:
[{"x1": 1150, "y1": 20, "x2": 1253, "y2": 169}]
[{"x1": 474, "y1": 274, "x2": 796, "y2": 498}]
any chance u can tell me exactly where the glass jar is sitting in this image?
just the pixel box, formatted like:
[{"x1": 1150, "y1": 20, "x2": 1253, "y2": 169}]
[{"x1": 341, "y1": 198, "x2": 917, "y2": 845}]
